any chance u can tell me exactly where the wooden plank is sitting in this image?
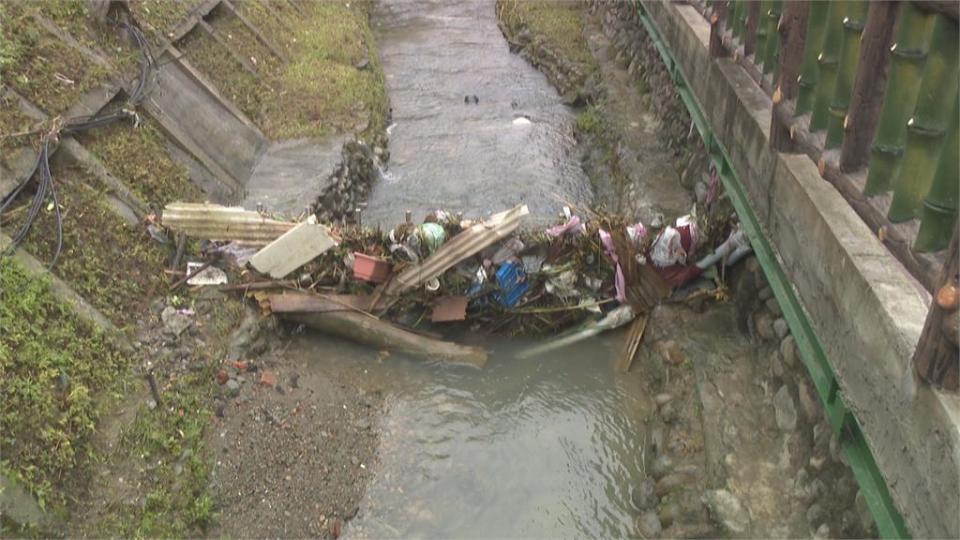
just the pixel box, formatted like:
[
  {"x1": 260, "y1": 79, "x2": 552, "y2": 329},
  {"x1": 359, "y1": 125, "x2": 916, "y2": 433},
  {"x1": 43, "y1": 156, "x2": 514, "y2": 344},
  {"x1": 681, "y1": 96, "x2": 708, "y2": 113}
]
[
  {"x1": 250, "y1": 220, "x2": 336, "y2": 278},
  {"x1": 268, "y1": 293, "x2": 375, "y2": 314},
  {"x1": 616, "y1": 312, "x2": 650, "y2": 373}
]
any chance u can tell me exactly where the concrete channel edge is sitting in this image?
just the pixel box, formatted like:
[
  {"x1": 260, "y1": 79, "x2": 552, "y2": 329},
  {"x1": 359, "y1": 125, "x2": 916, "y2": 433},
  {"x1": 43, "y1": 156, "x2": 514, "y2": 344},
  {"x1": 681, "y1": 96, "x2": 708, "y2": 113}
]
[{"x1": 634, "y1": 1, "x2": 960, "y2": 538}]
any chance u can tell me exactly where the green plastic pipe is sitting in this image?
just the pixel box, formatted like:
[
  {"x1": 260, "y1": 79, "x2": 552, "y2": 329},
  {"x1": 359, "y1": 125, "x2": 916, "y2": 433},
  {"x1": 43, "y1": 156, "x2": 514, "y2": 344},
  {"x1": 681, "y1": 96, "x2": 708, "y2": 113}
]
[
  {"x1": 864, "y1": 3, "x2": 935, "y2": 196},
  {"x1": 826, "y1": 2, "x2": 868, "y2": 148},
  {"x1": 888, "y1": 16, "x2": 959, "y2": 222},
  {"x1": 810, "y1": 2, "x2": 848, "y2": 131},
  {"x1": 761, "y1": 0, "x2": 781, "y2": 75},
  {"x1": 795, "y1": 1, "x2": 830, "y2": 115},
  {"x1": 915, "y1": 100, "x2": 959, "y2": 252}
]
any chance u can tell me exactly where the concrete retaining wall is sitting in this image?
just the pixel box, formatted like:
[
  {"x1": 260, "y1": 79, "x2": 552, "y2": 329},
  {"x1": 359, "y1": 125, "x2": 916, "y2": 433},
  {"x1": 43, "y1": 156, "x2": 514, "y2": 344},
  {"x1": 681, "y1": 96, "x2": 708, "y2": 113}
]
[{"x1": 640, "y1": 2, "x2": 960, "y2": 538}]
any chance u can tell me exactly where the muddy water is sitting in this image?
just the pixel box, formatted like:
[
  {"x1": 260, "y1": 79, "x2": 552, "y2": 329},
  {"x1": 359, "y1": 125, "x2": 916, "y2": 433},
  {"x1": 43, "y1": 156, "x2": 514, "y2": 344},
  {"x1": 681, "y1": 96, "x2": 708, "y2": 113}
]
[{"x1": 364, "y1": 0, "x2": 592, "y2": 227}]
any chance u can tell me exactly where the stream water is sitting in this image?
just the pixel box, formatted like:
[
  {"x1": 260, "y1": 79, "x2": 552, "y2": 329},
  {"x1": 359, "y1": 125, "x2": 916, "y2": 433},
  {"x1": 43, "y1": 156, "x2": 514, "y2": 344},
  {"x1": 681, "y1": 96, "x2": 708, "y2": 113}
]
[{"x1": 271, "y1": 0, "x2": 794, "y2": 537}]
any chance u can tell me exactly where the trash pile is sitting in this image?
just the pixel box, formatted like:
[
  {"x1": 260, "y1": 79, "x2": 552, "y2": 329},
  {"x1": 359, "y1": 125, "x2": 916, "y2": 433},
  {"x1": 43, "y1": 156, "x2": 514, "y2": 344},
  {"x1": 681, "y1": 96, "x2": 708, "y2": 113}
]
[{"x1": 160, "y1": 196, "x2": 751, "y2": 367}]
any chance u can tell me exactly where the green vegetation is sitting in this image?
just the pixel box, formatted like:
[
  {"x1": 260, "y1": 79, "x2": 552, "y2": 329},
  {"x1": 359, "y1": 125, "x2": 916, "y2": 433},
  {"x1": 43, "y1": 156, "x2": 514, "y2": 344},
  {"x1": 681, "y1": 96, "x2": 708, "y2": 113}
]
[
  {"x1": 576, "y1": 105, "x2": 603, "y2": 135},
  {"x1": 18, "y1": 163, "x2": 168, "y2": 327},
  {"x1": 88, "y1": 296, "x2": 244, "y2": 538},
  {"x1": 0, "y1": 260, "x2": 129, "y2": 511},
  {"x1": 128, "y1": 0, "x2": 193, "y2": 39},
  {"x1": 0, "y1": 2, "x2": 109, "y2": 116},
  {"x1": 179, "y1": 2, "x2": 388, "y2": 140},
  {"x1": 81, "y1": 117, "x2": 201, "y2": 206},
  {"x1": 497, "y1": 0, "x2": 596, "y2": 70},
  {"x1": 233, "y1": 1, "x2": 296, "y2": 57},
  {"x1": 208, "y1": 4, "x2": 277, "y2": 75}
]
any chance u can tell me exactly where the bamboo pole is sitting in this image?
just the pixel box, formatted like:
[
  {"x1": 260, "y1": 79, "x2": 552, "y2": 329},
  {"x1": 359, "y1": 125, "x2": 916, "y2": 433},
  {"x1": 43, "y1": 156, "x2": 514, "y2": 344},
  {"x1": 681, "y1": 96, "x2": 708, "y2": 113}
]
[
  {"x1": 760, "y1": 0, "x2": 781, "y2": 74},
  {"x1": 810, "y1": 2, "x2": 849, "y2": 131},
  {"x1": 888, "y1": 15, "x2": 959, "y2": 222},
  {"x1": 840, "y1": 2, "x2": 901, "y2": 172},
  {"x1": 795, "y1": 1, "x2": 830, "y2": 116},
  {"x1": 825, "y1": 2, "x2": 869, "y2": 148},
  {"x1": 770, "y1": 0, "x2": 809, "y2": 151},
  {"x1": 733, "y1": 0, "x2": 747, "y2": 38},
  {"x1": 864, "y1": 3, "x2": 935, "y2": 195},
  {"x1": 744, "y1": 1, "x2": 761, "y2": 58},
  {"x1": 915, "y1": 102, "x2": 959, "y2": 251},
  {"x1": 754, "y1": 0, "x2": 771, "y2": 64}
]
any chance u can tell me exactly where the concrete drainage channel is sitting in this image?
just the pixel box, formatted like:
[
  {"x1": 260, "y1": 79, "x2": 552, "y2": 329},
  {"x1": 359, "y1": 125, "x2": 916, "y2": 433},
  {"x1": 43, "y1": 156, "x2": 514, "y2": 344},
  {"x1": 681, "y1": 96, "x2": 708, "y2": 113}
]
[{"x1": 1, "y1": 0, "x2": 882, "y2": 538}]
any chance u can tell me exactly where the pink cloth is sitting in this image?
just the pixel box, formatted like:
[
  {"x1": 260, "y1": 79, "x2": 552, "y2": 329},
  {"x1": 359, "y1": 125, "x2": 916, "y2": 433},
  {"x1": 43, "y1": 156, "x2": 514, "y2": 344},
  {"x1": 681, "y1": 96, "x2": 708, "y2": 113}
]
[
  {"x1": 545, "y1": 215, "x2": 585, "y2": 237},
  {"x1": 599, "y1": 229, "x2": 627, "y2": 303}
]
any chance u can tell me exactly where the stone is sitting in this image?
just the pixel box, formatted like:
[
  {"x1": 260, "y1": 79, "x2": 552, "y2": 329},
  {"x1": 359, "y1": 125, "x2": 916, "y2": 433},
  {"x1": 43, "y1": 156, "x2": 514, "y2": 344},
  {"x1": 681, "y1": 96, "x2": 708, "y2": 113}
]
[
  {"x1": 797, "y1": 381, "x2": 821, "y2": 423},
  {"x1": 814, "y1": 522, "x2": 831, "y2": 539},
  {"x1": 659, "y1": 401, "x2": 680, "y2": 424},
  {"x1": 655, "y1": 393, "x2": 674, "y2": 407},
  {"x1": 773, "y1": 318, "x2": 790, "y2": 339},
  {"x1": 806, "y1": 503, "x2": 826, "y2": 526},
  {"x1": 854, "y1": 490, "x2": 876, "y2": 533},
  {"x1": 774, "y1": 385, "x2": 798, "y2": 432},
  {"x1": 754, "y1": 312, "x2": 776, "y2": 340},
  {"x1": 636, "y1": 511, "x2": 662, "y2": 538},
  {"x1": 655, "y1": 472, "x2": 696, "y2": 497},
  {"x1": 758, "y1": 286, "x2": 773, "y2": 300},
  {"x1": 765, "y1": 297, "x2": 783, "y2": 317},
  {"x1": 160, "y1": 306, "x2": 192, "y2": 336},
  {"x1": 780, "y1": 335, "x2": 798, "y2": 367},
  {"x1": 226, "y1": 379, "x2": 241, "y2": 397},
  {"x1": 216, "y1": 369, "x2": 229, "y2": 385},
  {"x1": 260, "y1": 370, "x2": 278, "y2": 387},
  {"x1": 656, "y1": 340, "x2": 686, "y2": 366},
  {"x1": 702, "y1": 489, "x2": 750, "y2": 535},
  {"x1": 632, "y1": 478, "x2": 659, "y2": 511},
  {"x1": 772, "y1": 353, "x2": 785, "y2": 379},
  {"x1": 651, "y1": 454, "x2": 673, "y2": 479}
]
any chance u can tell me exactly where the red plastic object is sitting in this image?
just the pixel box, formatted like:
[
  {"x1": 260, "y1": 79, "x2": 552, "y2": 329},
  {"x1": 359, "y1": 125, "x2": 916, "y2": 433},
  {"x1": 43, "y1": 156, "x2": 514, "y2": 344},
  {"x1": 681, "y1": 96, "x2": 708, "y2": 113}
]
[{"x1": 353, "y1": 253, "x2": 391, "y2": 283}]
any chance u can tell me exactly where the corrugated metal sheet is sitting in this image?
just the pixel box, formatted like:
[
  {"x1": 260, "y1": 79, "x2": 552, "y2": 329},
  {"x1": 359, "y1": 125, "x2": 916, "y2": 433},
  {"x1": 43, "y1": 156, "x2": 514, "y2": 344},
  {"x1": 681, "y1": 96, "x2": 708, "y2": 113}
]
[
  {"x1": 384, "y1": 204, "x2": 530, "y2": 297},
  {"x1": 161, "y1": 202, "x2": 296, "y2": 245}
]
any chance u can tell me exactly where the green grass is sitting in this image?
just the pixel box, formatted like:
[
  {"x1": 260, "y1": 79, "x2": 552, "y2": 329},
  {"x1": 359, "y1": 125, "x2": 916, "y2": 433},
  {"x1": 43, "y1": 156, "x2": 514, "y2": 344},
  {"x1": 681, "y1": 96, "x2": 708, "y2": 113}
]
[
  {"x1": 129, "y1": 0, "x2": 192, "y2": 40},
  {"x1": 497, "y1": 0, "x2": 596, "y2": 70},
  {"x1": 0, "y1": 2, "x2": 109, "y2": 116},
  {"x1": 0, "y1": 260, "x2": 129, "y2": 512},
  {"x1": 17, "y1": 163, "x2": 169, "y2": 328},
  {"x1": 80, "y1": 117, "x2": 201, "y2": 206}
]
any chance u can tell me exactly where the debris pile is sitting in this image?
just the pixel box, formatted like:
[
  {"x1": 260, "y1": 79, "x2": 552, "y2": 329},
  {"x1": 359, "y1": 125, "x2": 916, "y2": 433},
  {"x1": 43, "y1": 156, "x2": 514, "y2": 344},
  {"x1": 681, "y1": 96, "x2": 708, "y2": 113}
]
[{"x1": 160, "y1": 194, "x2": 750, "y2": 367}]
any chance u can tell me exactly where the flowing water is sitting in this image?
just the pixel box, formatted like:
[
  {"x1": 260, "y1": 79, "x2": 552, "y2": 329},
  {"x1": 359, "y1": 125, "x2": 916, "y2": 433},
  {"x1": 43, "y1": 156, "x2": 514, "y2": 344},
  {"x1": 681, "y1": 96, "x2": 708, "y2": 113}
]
[
  {"x1": 269, "y1": 0, "x2": 790, "y2": 537},
  {"x1": 364, "y1": 0, "x2": 592, "y2": 227}
]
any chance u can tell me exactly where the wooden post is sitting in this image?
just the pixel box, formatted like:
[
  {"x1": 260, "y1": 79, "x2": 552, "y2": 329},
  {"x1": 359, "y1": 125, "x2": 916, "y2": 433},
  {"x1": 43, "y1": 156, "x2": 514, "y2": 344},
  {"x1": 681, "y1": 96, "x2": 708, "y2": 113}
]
[
  {"x1": 710, "y1": 0, "x2": 729, "y2": 58},
  {"x1": 840, "y1": 2, "x2": 901, "y2": 172},
  {"x1": 744, "y1": 1, "x2": 761, "y2": 57},
  {"x1": 770, "y1": 0, "x2": 809, "y2": 151},
  {"x1": 914, "y1": 227, "x2": 959, "y2": 391}
]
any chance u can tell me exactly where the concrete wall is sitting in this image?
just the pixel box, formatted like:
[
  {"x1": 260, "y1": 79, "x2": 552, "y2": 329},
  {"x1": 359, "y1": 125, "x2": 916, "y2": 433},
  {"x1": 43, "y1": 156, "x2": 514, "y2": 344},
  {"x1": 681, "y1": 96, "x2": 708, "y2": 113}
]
[{"x1": 640, "y1": 2, "x2": 960, "y2": 538}]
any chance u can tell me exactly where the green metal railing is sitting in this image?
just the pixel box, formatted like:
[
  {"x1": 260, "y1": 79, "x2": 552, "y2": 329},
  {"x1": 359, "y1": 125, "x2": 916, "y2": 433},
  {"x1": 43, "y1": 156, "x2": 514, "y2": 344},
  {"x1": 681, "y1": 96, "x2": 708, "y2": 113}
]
[{"x1": 634, "y1": 2, "x2": 911, "y2": 538}]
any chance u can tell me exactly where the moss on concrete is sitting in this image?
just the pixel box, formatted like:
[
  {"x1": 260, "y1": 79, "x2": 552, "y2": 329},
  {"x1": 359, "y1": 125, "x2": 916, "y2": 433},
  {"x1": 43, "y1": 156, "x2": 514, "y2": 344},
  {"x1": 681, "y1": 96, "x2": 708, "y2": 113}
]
[
  {"x1": 17, "y1": 163, "x2": 168, "y2": 328},
  {"x1": 80, "y1": 117, "x2": 201, "y2": 206},
  {"x1": 0, "y1": 260, "x2": 129, "y2": 513}
]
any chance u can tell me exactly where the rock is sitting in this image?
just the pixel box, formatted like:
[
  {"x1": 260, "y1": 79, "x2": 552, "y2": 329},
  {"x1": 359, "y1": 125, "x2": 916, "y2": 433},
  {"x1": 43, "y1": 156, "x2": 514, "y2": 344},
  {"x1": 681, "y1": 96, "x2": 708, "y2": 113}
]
[
  {"x1": 773, "y1": 318, "x2": 790, "y2": 339},
  {"x1": 814, "y1": 522, "x2": 831, "y2": 539},
  {"x1": 632, "y1": 478, "x2": 659, "y2": 511},
  {"x1": 216, "y1": 369, "x2": 229, "y2": 385},
  {"x1": 226, "y1": 379, "x2": 241, "y2": 397},
  {"x1": 659, "y1": 401, "x2": 680, "y2": 424},
  {"x1": 774, "y1": 385, "x2": 798, "y2": 431},
  {"x1": 780, "y1": 335, "x2": 798, "y2": 367},
  {"x1": 655, "y1": 472, "x2": 696, "y2": 497},
  {"x1": 655, "y1": 340, "x2": 686, "y2": 366},
  {"x1": 809, "y1": 455, "x2": 827, "y2": 471},
  {"x1": 772, "y1": 353, "x2": 785, "y2": 379},
  {"x1": 636, "y1": 511, "x2": 662, "y2": 538},
  {"x1": 754, "y1": 311, "x2": 776, "y2": 340},
  {"x1": 765, "y1": 297, "x2": 783, "y2": 317},
  {"x1": 655, "y1": 393, "x2": 674, "y2": 407},
  {"x1": 834, "y1": 473, "x2": 857, "y2": 502},
  {"x1": 260, "y1": 370, "x2": 277, "y2": 387},
  {"x1": 854, "y1": 490, "x2": 876, "y2": 533},
  {"x1": 758, "y1": 286, "x2": 773, "y2": 300},
  {"x1": 354, "y1": 58, "x2": 370, "y2": 70},
  {"x1": 651, "y1": 454, "x2": 673, "y2": 479},
  {"x1": 797, "y1": 381, "x2": 821, "y2": 423},
  {"x1": 702, "y1": 489, "x2": 750, "y2": 535},
  {"x1": 160, "y1": 306, "x2": 192, "y2": 336},
  {"x1": 806, "y1": 503, "x2": 826, "y2": 526}
]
